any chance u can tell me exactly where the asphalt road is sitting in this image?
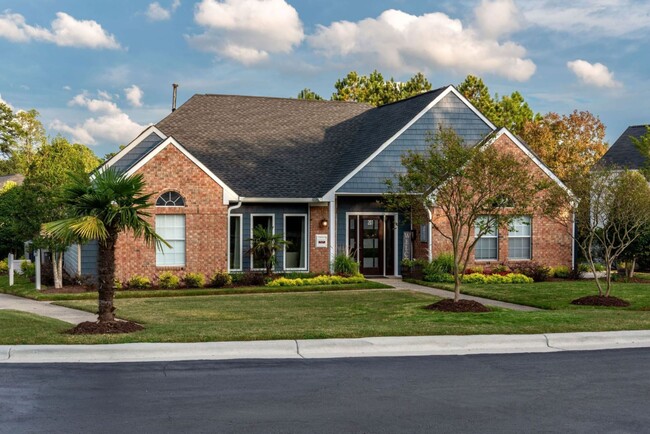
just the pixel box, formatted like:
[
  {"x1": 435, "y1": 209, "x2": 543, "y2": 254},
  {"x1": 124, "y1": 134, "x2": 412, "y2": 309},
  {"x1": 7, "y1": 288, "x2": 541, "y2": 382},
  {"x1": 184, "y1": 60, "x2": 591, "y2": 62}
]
[{"x1": 2, "y1": 349, "x2": 650, "y2": 434}]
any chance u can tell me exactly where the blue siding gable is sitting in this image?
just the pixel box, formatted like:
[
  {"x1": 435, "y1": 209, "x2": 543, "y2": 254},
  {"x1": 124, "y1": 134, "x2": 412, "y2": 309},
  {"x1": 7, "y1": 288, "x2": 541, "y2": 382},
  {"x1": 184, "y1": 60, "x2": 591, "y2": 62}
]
[
  {"x1": 111, "y1": 132, "x2": 164, "y2": 173},
  {"x1": 338, "y1": 92, "x2": 493, "y2": 194}
]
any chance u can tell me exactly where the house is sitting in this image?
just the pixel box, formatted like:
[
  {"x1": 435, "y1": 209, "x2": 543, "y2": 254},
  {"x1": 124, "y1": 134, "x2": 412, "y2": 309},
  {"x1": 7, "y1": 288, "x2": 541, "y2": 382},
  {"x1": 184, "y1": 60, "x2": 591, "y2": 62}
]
[
  {"x1": 66, "y1": 85, "x2": 573, "y2": 282},
  {"x1": 600, "y1": 125, "x2": 650, "y2": 170}
]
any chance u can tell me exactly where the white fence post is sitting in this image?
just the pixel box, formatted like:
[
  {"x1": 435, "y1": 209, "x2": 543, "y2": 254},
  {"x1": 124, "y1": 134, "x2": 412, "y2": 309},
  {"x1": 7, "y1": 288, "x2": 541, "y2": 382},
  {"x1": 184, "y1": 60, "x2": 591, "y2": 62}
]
[
  {"x1": 8, "y1": 253, "x2": 14, "y2": 287},
  {"x1": 35, "y1": 250, "x2": 41, "y2": 290}
]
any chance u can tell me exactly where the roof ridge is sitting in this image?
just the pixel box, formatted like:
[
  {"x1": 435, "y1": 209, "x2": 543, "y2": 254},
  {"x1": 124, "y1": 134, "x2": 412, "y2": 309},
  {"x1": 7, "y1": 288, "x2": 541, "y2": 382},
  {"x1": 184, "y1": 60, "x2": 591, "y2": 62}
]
[
  {"x1": 196, "y1": 93, "x2": 371, "y2": 106},
  {"x1": 371, "y1": 85, "x2": 449, "y2": 109}
]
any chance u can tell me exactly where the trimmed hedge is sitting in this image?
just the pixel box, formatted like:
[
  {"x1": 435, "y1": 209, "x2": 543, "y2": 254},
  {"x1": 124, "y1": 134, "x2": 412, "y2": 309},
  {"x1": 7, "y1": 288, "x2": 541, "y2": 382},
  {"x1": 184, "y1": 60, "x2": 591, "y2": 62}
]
[{"x1": 267, "y1": 274, "x2": 365, "y2": 287}]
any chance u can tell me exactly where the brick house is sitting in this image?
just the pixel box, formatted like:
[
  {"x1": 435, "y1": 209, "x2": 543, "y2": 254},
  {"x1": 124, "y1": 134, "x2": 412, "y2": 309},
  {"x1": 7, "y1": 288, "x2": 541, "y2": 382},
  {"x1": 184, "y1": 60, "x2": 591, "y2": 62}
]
[{"x1": 65, "y1": 85, "x2": 573, "y2": 282}]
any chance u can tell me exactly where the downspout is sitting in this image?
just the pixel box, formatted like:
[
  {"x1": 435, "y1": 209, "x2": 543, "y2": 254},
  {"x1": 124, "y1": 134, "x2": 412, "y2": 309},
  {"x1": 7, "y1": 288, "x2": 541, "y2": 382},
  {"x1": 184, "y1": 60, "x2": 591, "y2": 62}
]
[
  {"x1": 571, "y1": 210, "x2": 576, "y2": 270},
  {"x1": 329, "y1": 198, "x2": 336, "y2": 273},
  {"x1": 426, "y1": 206, "x2": 433, "y2": 262},
  {"x1": 227, "y1": 199, "x2": 243, "y2": 272}
]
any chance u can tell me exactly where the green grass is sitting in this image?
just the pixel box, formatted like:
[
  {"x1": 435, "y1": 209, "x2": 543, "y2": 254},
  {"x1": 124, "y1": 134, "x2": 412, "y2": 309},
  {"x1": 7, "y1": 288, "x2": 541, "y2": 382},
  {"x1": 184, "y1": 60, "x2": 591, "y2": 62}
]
[
  {"x1": 0, "y1": 275, "x2": 390, "y2": 301},
  {"x1": 407, "y1": 279, "x2": 650, "y2": 310},
  {"x1": 0, "y1": 310, "x2": 71, "y2": 345}
]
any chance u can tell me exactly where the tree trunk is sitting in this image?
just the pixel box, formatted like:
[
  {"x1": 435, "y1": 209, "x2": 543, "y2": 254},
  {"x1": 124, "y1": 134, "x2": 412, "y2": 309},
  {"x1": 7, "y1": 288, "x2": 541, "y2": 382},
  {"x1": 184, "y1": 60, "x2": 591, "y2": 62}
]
[
  {"x1": 52, "y1": 251, "x2": 63, "y2": 289},
  {"x1": 454, "y1": 274, "x2": 461, "y2": 302},
  {"x1": 626, "y1": 258, "x2": 636, "y2": 279},
  {"x1": 97, "y1": 230, "x2": 117, "y2": 322}
]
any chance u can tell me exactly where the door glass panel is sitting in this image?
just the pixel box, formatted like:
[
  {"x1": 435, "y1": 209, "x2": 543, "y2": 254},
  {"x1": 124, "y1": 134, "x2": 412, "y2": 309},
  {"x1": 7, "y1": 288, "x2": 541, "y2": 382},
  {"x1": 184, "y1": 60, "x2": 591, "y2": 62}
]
[{"x1": 362, "y1": 218, "x2": 380, "y2": 270}]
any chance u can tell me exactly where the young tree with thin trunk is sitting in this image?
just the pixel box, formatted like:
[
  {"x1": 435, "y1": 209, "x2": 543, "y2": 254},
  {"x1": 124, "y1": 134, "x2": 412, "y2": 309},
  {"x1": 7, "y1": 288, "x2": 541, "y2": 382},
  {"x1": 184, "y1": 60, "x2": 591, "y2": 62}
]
[
  {"x1": 386, "y1": 127, "x2": 547, "y2": 302},
  {"x1": 44, "y1": 168, "x2": 168, "y2": 322}
]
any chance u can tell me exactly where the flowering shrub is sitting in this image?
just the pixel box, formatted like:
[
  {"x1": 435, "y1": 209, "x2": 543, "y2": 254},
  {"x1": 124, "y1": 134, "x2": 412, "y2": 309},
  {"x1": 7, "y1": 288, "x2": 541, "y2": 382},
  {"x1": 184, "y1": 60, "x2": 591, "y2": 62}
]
[
  {"x1": 128, "y1": 274, "x2": 151, "y2": 289},
  {"x1": 0, "y1": 259, "x2": 7, "y2": 275},
  {"x1": 158, "y1": 271, "x2": 180, "y2": 289},
  {"x1": 463, "y1": 272, "x2": 533, "y2": 284},
  {"x1": 267, "y1": 274, "x2": 365, "y2": 287},
  {"x1": 184, "y1": 272, "x2": 206, "y2": 288}
]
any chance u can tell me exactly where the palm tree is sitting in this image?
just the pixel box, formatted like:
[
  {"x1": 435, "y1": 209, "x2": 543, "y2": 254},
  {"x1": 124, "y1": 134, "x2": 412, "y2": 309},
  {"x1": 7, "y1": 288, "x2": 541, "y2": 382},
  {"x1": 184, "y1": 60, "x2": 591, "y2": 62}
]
[
  {"x1": 247, "y1": 224, "x2": 290, "y2": 276},
  {"x1": 44, "y1": 168, "x2": 167, "y2": 322}
]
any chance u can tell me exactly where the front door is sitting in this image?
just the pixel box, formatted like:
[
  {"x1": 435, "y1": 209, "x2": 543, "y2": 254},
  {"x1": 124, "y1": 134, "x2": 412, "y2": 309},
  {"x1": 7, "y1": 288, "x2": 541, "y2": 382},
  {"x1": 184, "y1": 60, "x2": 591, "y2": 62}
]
[{"x1": 359, "y1": 217, "x2": 383, "y2": 275}]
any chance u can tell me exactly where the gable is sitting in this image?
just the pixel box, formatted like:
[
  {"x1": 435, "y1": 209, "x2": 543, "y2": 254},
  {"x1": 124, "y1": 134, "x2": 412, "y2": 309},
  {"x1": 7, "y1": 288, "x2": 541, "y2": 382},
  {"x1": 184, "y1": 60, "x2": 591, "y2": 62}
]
[
  {"x1": 111, "y1": 132, "x2": 165, "y2": 173},
  {"x1": 601, "y1": 125, "x2": 649, "y2": 170},
  {"x1": 336, "y1": 91, "x2": 493, "y2": 194}
]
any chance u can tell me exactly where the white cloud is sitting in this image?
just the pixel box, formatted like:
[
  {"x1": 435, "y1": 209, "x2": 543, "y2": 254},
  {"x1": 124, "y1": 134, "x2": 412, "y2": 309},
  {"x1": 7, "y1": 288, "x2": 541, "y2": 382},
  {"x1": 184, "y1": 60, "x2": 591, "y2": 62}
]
[
  {"x1": 63, "y1": 85, "x2": 71, "y2": 91},
  {"x1": 51, "y1": 91, "x2": 144, "y2": 145},
  {"x1": 520, "y1": 1, "x2": 650, "y2": 37},
  {"x1": 124, "y1": 85, "x2": 144, "y2": 107},
  {"x1": 146, "y1": 1, "x2": 181, "y2": 21},
  {"x1": 188, "y1": 0, "x2": 304, "y2": 64},
  {"x1": 308, "y1": 8, "x2": 536, "y2": 81},
  {"x1": 567, "y1": 59, "x2": 622, "y2": 88},
  {"x1": 0, "y1": 11, "x2": 120, "y2": 49},
  {"x1": 474, "y1": 0, "x2": 522, "y2": 39}
]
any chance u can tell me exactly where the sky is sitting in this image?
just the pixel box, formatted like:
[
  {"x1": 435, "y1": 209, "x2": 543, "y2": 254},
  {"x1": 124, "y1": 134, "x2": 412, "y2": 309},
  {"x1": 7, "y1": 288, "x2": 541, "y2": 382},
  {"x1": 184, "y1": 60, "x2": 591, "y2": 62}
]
[{"x1": 0, "y1": 0, "x2": 648, "y2": 157}]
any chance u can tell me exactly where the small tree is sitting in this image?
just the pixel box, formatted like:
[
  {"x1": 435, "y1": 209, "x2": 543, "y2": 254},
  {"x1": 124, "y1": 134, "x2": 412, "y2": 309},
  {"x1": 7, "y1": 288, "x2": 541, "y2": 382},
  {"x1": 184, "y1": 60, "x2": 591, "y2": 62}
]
[
  {"x1": 386, "y1": 127, "x2": 547, "y2": 302},
  {"x1": 247, "y1": 225, "x2": 289, "y2": 276}
]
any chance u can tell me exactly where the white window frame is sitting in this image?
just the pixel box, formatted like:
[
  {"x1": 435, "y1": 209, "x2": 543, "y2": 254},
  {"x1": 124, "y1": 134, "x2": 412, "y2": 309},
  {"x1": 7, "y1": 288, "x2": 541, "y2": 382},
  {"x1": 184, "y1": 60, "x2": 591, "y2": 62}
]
[
  {"x1": 228, "y1": 214, "x2": 243, "y2": 272},
  {"x1": 250, "y1": 213, "x2": 275, "y2": 271},
  {"x1": 508, "y1": 216, "x2": 532, "y2": 260},
  {"x1": 283, "y1": 214, "x2": 309, "y2": 271},
  {"x1": 474, "y1": 216, "x2": 498, "y2": 261},
  {"x1": 155, "y1": 214, "x2": 186, "y2": 267}
]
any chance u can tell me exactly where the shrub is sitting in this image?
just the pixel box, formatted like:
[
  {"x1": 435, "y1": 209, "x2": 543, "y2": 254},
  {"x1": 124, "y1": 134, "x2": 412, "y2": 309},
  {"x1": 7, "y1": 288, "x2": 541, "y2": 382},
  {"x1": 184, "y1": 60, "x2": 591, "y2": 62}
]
[
  {"x1": 114, "y1": 279, "x2": 123, "y2": 290},
  {"x1": 578, "y1": 262, "x2": 606, "y2": 273},
  {"x1": 21, "y1": 261, "x2": 35, "y2": 280},
  {"x1": 551, "y1": 266, "x2": 570, "y2": 279},
  {"x1": 212, "y1": 270, "x2": 232, "y2": 288},
  {"x1": 507, "y1": 262, "x2": 550, "y2": 282},
  {"x1": 184, "y1": 272, "x2": 206, "y2": 288},
  {"x1": 333, "y1": 254, "x2": 359, "y2": 276},
  {"x1": 423, "y1": 272, "x2": 455, "y2": 283},
  {"x1": 128, "y1": 275, "x2": 151, "y2": 289},
  {"x1": 231, "y1": 271, "x2": 267, "y2": 286},
  {"x1": 0, "y1": 259, "x2": 7, "y2": 275},
  {"x1": 463, "y1": 272, "x2": 533, "y2": 284},
  {"x1": 158, "y1": 271, "x2": 180, "y2": 289},
  {"x1": 594, "y1": 263, "x2": 606, "y2": 272},
  {"x1": 267, "y1": 274, "x2": 365, "y2": 287}
]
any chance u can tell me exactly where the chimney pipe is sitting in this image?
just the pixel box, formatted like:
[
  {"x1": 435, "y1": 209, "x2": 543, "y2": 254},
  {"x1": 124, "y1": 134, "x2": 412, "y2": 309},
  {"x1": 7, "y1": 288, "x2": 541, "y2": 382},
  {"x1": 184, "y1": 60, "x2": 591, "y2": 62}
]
[{"x1": 172, "y1": 83, "x2": 179, "y2": 112}]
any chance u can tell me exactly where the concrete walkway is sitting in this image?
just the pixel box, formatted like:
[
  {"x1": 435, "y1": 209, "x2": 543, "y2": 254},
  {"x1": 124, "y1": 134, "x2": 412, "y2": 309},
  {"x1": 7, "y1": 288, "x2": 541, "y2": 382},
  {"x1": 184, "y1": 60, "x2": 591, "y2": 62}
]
[
  {"x1": 371, "y1": 278, "x2": 540, "y2": 311},
  {"x1": 0, "y1": 293, "x2": 97, "y2": 324}
]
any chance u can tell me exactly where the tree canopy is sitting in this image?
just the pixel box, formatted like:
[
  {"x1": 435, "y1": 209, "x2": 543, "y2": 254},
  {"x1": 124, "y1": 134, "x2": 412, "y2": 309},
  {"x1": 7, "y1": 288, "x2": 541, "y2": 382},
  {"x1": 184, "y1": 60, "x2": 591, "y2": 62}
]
[{"x1": 332, "y1": 70, "x2": 432, "y2": 106}]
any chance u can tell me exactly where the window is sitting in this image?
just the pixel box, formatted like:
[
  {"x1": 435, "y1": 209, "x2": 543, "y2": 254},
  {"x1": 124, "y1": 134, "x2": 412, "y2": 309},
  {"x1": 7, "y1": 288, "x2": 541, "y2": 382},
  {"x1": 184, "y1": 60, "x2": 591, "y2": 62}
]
[
  {"x1": 420, "y1": 224, "x2": 429, "y2": 243},
  {"x1": 156, "y1": 191, "x2": 185, "y2": 207},
  {"x1": 284, "y1": 215, "x2": 307, "y2": 270},
  {"x1": 508, "y1": 216, "x2": 531, "y2": 260},
  {"x1": 229, "y1": 215, "x2": 242, "y2": 271},
  {"x1": 156, "y1": 214, "x2": 185, "y2": 266},
  {"x1": 251, "y1": 215, "x2": 274, "y2": 270},
  {"x1": 475, "y1": 216, "x2": 498, "y2": 260}
]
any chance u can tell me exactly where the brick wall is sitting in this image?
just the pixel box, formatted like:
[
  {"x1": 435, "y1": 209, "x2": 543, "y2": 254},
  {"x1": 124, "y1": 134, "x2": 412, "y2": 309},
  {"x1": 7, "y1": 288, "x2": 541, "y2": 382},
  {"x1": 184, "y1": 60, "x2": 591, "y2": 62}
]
[
  {"x1": 419, "y1": 133, "x2": 573, "y2": 269},
  {"x1": 309, "y1": 204, "x2": 330, "y2": 273},
  {"x1": 114, "y1": 144, "x2": 228, "y2": 283}
]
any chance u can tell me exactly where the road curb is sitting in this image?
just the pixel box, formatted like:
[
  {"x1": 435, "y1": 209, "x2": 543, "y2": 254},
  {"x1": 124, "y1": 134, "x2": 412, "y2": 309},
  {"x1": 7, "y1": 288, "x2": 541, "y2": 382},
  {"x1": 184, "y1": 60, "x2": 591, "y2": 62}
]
[{"x1": 1, "y1": 330, "x2": 650, "y2": 363}]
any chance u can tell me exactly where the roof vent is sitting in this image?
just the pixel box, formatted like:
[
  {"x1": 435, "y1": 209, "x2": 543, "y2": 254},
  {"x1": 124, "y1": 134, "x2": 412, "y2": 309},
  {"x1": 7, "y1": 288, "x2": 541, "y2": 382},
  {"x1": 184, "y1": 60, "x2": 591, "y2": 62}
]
[{"x1": 172, "y1": 83, "x2": 179, "y2": 112}]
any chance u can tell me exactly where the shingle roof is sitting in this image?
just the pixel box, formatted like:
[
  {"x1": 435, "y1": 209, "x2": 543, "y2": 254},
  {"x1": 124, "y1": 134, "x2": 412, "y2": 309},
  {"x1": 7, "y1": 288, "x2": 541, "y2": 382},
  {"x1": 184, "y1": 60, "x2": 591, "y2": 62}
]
[
  {"x1": 601, "y1": 125, "x2": 650, "y2": 170},
  {"x1": 0, "y1": 174, "x2": 24, "y2": 187},
  {"x1": 155, "y1": 88, "x2": 447, "y2": 198}
]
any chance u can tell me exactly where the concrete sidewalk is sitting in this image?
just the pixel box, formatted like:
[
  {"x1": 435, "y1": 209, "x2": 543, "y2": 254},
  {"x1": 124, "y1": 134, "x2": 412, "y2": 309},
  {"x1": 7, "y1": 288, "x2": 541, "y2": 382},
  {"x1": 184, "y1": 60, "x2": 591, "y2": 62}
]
[
  {"x1": 2, "y1": 330, "x2": 650, "y2": 363},
  {"x1": 372, "y1": 278, "x2": 540, "y2": 311},
  {"x1": 0, "y1": 293, "x2": 97, "y2": 324}
]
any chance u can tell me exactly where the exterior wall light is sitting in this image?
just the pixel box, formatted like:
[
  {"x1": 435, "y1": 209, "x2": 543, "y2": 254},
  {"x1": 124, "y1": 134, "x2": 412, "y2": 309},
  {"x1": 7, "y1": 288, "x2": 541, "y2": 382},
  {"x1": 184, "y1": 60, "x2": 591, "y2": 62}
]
[{"x1": 320, "y1": 219, "x2": 329, "y2": 228}]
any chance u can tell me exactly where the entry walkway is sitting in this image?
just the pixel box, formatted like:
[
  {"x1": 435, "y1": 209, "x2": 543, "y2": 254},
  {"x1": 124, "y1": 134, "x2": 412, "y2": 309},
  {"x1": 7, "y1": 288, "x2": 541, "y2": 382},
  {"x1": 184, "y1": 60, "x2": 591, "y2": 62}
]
[
  {"x1": 0, "y1": 293, "x2": 97, "y2": 324},
  {"x1": 371, "y1": 278, "x2": 540, "y2": 312}
]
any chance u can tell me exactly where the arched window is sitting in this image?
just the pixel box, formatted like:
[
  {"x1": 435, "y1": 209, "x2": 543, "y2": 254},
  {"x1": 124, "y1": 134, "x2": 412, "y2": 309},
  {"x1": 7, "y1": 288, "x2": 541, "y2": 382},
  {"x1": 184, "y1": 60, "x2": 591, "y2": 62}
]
[{"x1": 156, "y1": 191, "x2": 185, "y2": 207}]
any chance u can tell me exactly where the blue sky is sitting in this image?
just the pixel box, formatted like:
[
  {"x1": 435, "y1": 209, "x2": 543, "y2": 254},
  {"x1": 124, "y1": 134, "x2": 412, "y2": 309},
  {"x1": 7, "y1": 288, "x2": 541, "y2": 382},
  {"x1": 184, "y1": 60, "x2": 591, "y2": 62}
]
[{"x1": 1, "y1": 0, "x2": 648, "y2": 157}]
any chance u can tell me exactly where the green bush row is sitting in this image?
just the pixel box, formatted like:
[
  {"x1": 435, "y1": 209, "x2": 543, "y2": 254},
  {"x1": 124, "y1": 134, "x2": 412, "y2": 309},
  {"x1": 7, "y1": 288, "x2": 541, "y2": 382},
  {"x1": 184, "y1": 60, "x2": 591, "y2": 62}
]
[
  {"x1": 425, "y1": 272, "x2": 533, "y2": 284},
  {"x1": 267, "y1": 274, "x2": 365, "y2": 287}
]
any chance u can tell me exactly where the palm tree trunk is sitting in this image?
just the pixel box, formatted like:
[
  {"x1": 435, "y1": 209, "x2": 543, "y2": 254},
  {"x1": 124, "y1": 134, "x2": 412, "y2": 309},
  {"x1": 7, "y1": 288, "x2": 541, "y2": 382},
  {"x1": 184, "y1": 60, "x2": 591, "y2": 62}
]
[{"x1": 97, "y1": 230, "x2": 117, "y2": 322}]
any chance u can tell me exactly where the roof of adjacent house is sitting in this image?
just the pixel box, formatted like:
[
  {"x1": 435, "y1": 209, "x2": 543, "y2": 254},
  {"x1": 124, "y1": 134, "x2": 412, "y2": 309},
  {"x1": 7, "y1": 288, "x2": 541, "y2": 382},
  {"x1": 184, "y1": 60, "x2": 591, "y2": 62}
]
[
  {"x1": 600, "y1": 125, "x2": 650, "y2": 170},
  {"x1": 155, "y1": 87, "x2": 448, "y2": 198},
  {"x1": 0, "y1": 174, "x2": 24, "y2": 188}
]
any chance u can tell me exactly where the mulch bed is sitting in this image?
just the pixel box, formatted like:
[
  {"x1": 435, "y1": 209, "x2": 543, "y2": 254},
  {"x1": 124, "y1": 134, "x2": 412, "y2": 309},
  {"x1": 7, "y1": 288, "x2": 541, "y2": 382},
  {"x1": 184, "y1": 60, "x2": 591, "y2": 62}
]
[
  {"x1": 571, "y1": 295, "x2": 631, "y2": 307},
  {"x1": 65, "y1": 321, "x2": 144, "y2": 335},
  {"x1": 424, "y1": 299, "x2": 490, "y2": 313}
]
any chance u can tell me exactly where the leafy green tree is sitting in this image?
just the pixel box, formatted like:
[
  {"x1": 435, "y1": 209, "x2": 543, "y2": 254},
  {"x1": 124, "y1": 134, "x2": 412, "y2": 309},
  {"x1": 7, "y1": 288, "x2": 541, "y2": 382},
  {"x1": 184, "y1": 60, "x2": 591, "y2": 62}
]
[
  {"x1": 297, "y1": 88, "x2": 323, "y2": 100},
  {"x1": 332, "y1": 70, "x2": 432, "y2": 106},
  {"x1": 12, "y1": 109, "x2": 47, "y2": 174},
  {"x1": 247, "y1": 225, "x2": 290, "y2": 276},
  {"x1": 456, "y1": 75, "x2": 496, "y2": 122},
  {"x1": 0, "y1": 182, "x2": 24, "y2": 257},
  {"x1": 0, "y1": 102, "x2": 22, "y2": 157},
  {"x1": 385, "y1": 127, "x2": 546, "y2": 302},
  {"x1": 44, "y1": 168, "x2": 168, "y2": 322}
]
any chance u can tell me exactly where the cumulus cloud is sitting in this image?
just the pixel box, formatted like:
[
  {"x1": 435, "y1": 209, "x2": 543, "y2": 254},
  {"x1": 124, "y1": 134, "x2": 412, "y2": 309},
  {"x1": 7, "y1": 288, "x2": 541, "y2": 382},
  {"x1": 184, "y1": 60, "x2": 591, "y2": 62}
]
[
  {"x1": 146, "y1": 0, "x2": 181, "y2": 21},
  {"x1": 188, "y1": 0, "x2": 304, "y2": 64},
  {"x1": 308, "y1": 8, "x2": 536, "y2": 81},
  {"x1": 124, "y1": 85, "x2": 144, "y2": 107},
  {"x1": 567, "y1": 59, "x2": 622, "y2": 88},
  {"x1": 474, "y1": 0, "x2": 522, "y2": 39},
  {"x1": 0, "y1": 11, "x2": 120, "y2": 49},
  {"x1": 520, "y1": 1, "x2": 650, "y2": 37},
  {"x1": 51, "y1": 91, "x2": 143, "y2": 145}
]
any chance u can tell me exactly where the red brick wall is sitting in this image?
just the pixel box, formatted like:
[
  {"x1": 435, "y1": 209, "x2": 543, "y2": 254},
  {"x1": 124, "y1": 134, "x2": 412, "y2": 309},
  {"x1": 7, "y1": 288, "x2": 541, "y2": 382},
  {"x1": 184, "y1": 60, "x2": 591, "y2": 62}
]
[
  {"x1": 421, "y1": 134, "x2": 573, "y2": 269},
  {"x1": 309, "y1": 205, "x2": 330, "y2": 273},
  {"x1": 114, "y1": 144, "x2": 228, "y2": 283}
]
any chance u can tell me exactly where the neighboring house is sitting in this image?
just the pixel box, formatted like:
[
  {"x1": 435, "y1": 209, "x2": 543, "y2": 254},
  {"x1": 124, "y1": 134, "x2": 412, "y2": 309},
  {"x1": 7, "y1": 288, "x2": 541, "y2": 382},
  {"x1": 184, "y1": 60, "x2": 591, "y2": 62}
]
[
  {"x1": 0, "y1": 174, "x2": 24, "y2": 189},
  {"x1": 600, "y1": 125, "x2": 650, "y2": 170},
  {"x1": 70, "y1": 85, "x2": 573, "y2": 282}
]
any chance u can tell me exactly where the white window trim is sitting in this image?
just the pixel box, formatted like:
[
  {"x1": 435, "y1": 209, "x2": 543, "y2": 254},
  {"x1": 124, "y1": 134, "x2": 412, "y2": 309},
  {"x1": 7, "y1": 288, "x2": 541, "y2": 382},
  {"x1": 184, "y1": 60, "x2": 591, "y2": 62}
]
[
  {"x1": 156, "y1": 191, "x2": 185, "y2": 208},
  {"x1": 283, "y1": 213, "x2": 309, "y2": 271},
  {"x1": 475, "y1": 217, "x2": 499, "y2": 262},
  {"x1": 155, "y1": 214, "x2": 186, "y2": 267},
  {"x1": 228, "y1": 214, "x2": 243, "y2": 272},
  {"x1": 508, "y1": 216, "x2": 532, "y2": 261},
  {"x1": 250, "y1": 213, "x2": 275, "y2": 272}
]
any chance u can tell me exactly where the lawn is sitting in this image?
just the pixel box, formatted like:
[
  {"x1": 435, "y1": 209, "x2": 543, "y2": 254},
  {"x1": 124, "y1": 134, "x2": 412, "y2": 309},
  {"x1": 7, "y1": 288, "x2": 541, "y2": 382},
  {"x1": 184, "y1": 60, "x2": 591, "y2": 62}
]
[
  {"x1": 0, "y1": 275, "x2": 391, "y2": 301},
  {"x1": 3, "y1": 289, "x2": 650, "y2": 344},
  {"x1": 407, "y1": 279, "x2": 650, "y2": 310}
]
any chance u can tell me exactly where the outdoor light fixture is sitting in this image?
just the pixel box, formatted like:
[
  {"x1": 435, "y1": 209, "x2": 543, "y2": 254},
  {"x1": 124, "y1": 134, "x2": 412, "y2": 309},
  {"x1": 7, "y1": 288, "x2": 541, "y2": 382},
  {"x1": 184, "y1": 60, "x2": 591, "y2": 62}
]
[{"x1": 320, "y1": 219, "x2": 329, "y2": 228}]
